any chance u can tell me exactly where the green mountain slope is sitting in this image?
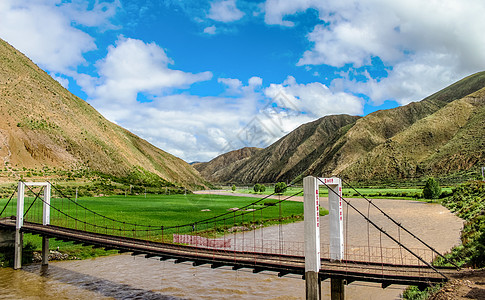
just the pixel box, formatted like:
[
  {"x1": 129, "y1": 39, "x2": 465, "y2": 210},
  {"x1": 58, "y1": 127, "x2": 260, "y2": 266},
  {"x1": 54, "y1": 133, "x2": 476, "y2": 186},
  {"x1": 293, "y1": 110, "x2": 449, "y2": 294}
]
[
  {"x1": 343, "y1": 87, "x2": 485, "y2": 180},
  {"x1": 0, "y1": 39, "x2": 207, "y2": 188}
]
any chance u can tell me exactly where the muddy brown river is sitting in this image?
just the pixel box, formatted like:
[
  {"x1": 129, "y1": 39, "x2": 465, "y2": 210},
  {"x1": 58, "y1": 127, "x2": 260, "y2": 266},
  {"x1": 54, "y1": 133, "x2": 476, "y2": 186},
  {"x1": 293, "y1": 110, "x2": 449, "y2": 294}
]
[{"x1": 0, "y1": 197, "x2": 463, "y2": 299}]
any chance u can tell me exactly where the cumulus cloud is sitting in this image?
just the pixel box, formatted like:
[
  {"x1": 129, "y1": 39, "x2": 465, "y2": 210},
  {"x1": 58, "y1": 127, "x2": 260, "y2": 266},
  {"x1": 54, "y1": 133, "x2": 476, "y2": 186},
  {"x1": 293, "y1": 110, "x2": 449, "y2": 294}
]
[
  {"x1": 91, "y1": 88, "x2": 263, "y2": 162},
  {"x1": 59, "y1": 0, "x2": 121, "y2": 29},
  {"x1": 83, "y1": 37, "x2": 213, "y2": 105},
  {"x1": 50, "y1": 73, "x2": 70, "y2": 89},
  {"x1": 0, "y1": 0, "x2": 120, "y2": 74},
  {"x1": 352, "y1": 53, "x2": 460, "y2": 105},
  {"x1": 0, "y1": 0, "x2": 98, "y2": 73},
  {"x1": 208, "y1": 0, "x2": 245, "y2": 22},
  {"x1": 248, "y1": 76, "x2": 263, "y2": 87},
  {"x1": 203, "y1": 25, "x2": 217, "y2": 34},
  {"x1": 218, "y1": 77, "x2": 243, "y2": 94},
  {"x1": 265, "y1": 0, "x2": 485, "y2": 104},
  {"x1": 265, "y1": 76, "x2": 363, "y2": 118}
]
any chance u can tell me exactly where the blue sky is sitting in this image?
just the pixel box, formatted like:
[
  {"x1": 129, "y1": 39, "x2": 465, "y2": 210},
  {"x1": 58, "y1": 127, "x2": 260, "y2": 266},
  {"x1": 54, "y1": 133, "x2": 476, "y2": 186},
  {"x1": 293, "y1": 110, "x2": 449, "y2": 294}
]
[{"x1": 1, "y1": 0, "x2": 485, "y2": 162}]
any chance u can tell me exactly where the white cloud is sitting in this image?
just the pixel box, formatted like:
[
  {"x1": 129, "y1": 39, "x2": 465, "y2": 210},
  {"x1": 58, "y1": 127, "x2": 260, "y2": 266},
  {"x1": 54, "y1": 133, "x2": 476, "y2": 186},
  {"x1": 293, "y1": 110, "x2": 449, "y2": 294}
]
[
  {"x1": 50, "y1": 73, "x2": 70, "y2": 89},
  {"x1": 265, "y1": 0, "x2": 485, "y2": 104},
  {"x1": 265, "y1": 76, "x2": 363, "y2": 118},
  {"x1": 204, "y1": 25, "x2": 217, "y2": 34},
  {"x1": 351, "y1": 53, "x2": 460, "y2": 105},
  {"x1": 248, "y1": 76, "x2": 263, "y2": 87},
  {"x1": 218, "y1": 77, "x2": 243, "y2": 94},
  {"x1": 264, "y1": 0, "x2": 322, "y2": 26},
  {"x1": 0, "y1": 0, "x2": 100, "y2": 73},
  {"x1": 60, "y1": 0, "x2": 121, "y2": 29},
  {"x1": 208, "y1": 0, "x2": 244, "y2": 22},
  {"x1": 84, "y1": 37, "x2": 213, "y2": 105},
  {"x1": 92, "y1": 91, "x2": 261, "y2": 162}
]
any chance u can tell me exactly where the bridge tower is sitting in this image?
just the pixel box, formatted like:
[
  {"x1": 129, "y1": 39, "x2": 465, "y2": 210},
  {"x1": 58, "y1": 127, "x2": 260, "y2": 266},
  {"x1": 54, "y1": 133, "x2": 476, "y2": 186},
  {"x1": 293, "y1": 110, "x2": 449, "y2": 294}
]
[
  {"x1": 14, "y1": 182, "x2": 51, "y2": 269},
  {"x1": 304, "y1": 176, "x2": 344, "y2": 300}
]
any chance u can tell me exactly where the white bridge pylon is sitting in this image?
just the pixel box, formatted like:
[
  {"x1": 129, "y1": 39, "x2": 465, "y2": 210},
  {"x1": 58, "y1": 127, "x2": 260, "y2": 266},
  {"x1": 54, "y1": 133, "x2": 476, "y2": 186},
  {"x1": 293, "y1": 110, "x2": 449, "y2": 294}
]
[
  {"x1": 304, "y1": 176, "x2": 343, "y2": 273},
  {"x1": 14, "y1": 181, "x2": 51, "y2": 269},
  {"x1": 16, "y1": 181, "x2": 51, "y2": 229}
]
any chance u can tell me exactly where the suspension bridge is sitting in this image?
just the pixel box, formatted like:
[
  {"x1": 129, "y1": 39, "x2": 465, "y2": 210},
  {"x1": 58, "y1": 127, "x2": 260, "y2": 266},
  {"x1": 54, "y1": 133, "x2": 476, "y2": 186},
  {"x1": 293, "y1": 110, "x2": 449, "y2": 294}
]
[{"x1": 0, "y1": 178, "x2": 459, "y2": 299}]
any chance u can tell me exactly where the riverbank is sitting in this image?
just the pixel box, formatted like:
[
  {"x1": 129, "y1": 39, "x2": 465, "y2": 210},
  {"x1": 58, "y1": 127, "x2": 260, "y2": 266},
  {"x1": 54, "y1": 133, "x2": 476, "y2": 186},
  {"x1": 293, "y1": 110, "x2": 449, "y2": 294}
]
[{"x1": 429, "y1": 269, "x2": 485, "y2": 300}]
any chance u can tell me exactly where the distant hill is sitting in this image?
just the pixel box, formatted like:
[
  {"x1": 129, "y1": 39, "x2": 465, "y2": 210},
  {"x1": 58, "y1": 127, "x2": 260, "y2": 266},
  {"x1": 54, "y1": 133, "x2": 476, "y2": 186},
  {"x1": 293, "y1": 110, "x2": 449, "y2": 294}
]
[
  {"x1": 193, "y1": 147, "x2": 262, "y2": 181},
  {"x1": 197, "y1": 115, "x2": 361, "y2": 183},
  {"x1": 199, "y1": 72, "x2": 485, "y2": 184},
  {"x1": 0, "y1": 39, "x2": 207, "y2": 189}
]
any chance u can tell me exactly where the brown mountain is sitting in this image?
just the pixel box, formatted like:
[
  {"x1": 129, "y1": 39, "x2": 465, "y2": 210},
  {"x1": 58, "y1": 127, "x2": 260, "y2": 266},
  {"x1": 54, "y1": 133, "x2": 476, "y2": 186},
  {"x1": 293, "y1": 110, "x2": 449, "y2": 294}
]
[
  {"x1": 199, "y1": 72, "x2": 485, "y2": 184},
  {"x1": 193, "y1": 147, "x2": 262, "y2": 180},
  {"x1": 197, "y1": 114, "x2": 361, "y2": 183},
  {"x1": 0, "y1": 39, "x2": 206, "y2": 188}
]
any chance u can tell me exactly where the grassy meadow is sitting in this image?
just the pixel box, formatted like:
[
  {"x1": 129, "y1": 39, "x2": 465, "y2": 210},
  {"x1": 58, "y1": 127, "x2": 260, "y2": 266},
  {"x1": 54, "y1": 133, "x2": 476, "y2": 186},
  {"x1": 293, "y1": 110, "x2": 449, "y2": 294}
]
[{"x1": 233, "y1": 185, "x2": 453, "y2": 200}]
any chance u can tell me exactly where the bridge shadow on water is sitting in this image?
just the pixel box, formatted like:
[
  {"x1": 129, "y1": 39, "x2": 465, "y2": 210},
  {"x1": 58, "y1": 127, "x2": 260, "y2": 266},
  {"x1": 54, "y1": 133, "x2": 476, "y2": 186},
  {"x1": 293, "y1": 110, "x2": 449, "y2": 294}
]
[{"x1": 22, "y1": 263, "x2": 183, "y2": 300}]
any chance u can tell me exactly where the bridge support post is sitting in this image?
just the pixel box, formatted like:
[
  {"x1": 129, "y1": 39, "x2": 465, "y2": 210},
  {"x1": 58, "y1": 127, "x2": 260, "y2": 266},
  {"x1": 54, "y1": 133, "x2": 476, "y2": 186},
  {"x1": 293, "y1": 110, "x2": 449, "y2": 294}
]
[
  {"x1": 305, "y1": 271, "x2": 320, "y2": 300},
  {"x1": 330, "y1": 278, "x2": 345, "y2": 300},
  {"x1": 42, "y1": 236, "x2": 49, "y2": 266},
  {"x1": 42, "y1": 183, "x2": 51, "y2": 266},
  {"x1": 303, "y1": 176, "x2": 321, "y2": 300},
  {"x1": 14, "y1": 182, "x2": 25, "y2": 270},
  {"x1": 14, "y1": 229, "x2": 23, "y2": 270}
]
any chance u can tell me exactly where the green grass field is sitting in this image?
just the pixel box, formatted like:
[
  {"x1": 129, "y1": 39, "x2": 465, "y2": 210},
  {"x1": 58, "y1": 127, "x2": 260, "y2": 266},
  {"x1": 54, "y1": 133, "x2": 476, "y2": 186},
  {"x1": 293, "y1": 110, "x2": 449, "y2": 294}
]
[{"x1": 235, "y1": 186, "x2": 453, "y2": 200}]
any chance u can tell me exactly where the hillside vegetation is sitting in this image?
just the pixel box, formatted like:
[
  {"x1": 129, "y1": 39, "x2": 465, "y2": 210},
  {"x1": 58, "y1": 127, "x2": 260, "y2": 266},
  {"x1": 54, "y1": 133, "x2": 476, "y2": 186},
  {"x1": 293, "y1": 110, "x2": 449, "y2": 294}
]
[
  {"x1": 0, "y1": 39, "x2": 207, "y2": 189},
  {"x1": 198, "y1": 72, "x2": 485, "y2": 184},
  {"x1": 440, "y1": 181, "x2": 485, "y2": 268}
]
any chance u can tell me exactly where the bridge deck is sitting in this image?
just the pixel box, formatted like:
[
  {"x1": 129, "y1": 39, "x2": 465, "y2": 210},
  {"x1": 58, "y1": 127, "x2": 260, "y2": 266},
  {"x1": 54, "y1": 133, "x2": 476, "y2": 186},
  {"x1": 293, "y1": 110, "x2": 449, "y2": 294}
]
[{"x1": 0, "y1": 218, "x2": 456, "y2": 287}]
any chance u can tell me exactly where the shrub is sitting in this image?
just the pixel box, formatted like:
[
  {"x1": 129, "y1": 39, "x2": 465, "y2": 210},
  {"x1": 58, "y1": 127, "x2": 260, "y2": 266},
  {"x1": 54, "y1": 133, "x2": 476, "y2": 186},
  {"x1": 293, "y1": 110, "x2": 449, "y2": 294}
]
[
  {"x1": 274, "y1": 182, "x2": 287, "y2": 194},
  {"x1": 259, "y1": 185, "x2": 266, "y2": 193},
  {"x1": 423, "y1": 177, "x2": 441, "y2": 199},
  {"x1": 253, "y1": 184, "x2": 261, "y2": 193},
  {"x1": 231, "y1": 184, "x2": 236, "y2": 192}
]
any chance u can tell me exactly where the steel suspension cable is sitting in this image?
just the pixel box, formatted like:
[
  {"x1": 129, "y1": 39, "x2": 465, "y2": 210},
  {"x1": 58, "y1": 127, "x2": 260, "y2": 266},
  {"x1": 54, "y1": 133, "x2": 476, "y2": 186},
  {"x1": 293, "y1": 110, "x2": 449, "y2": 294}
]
[
  {"x1": 48, "y1": 181, "x2": 295, "y2": 230},
  {"x1": 0, "y1": 187, "x2": 17, "y2": 217},
  {"x1": 23, "y1": 186, "x2": 44, "y2": 219},
  {"x1": 340, "y1": 177, "x2": 459, "y2": 269},
  {"x1": 41, "y1": 182, "x2": 304, "y2": 238},
  {"x1": 317, "y1": 177, "x2": 449, "y2": 280}
]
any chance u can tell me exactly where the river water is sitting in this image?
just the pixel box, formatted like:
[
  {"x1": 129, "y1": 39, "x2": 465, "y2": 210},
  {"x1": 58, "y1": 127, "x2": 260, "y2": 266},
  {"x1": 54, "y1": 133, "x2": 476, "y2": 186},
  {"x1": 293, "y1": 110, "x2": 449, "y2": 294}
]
[{"x1": 0, "y1": 198, "x2": 463, "y2": 299}]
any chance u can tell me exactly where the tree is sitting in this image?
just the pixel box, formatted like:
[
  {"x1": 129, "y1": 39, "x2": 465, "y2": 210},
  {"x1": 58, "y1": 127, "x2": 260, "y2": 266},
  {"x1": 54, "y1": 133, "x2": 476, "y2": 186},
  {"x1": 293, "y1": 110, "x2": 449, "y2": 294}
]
[
  {"x1": 253, "y1": 183, "x2": 261, "y2": 193},
  {"x1": 259, "y1": 184, "x2": 266, "y2": 193},
  {"x1": 231, "y1": 184, "x2": 236, "y2": 192},
  {"x1": 423, "y1": 177, "x2": 441, "y2": 199},
  {"x1": 274, "y1": 182, "x2": 287, "y2": 194}
]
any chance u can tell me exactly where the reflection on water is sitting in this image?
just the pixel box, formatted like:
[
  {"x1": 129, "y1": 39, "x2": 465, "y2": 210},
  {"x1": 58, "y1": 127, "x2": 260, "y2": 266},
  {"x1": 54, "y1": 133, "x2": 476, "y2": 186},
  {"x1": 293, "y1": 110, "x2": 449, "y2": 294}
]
[{"x1": 0, "y1": 198, "x2": 463, "y2": 299}]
